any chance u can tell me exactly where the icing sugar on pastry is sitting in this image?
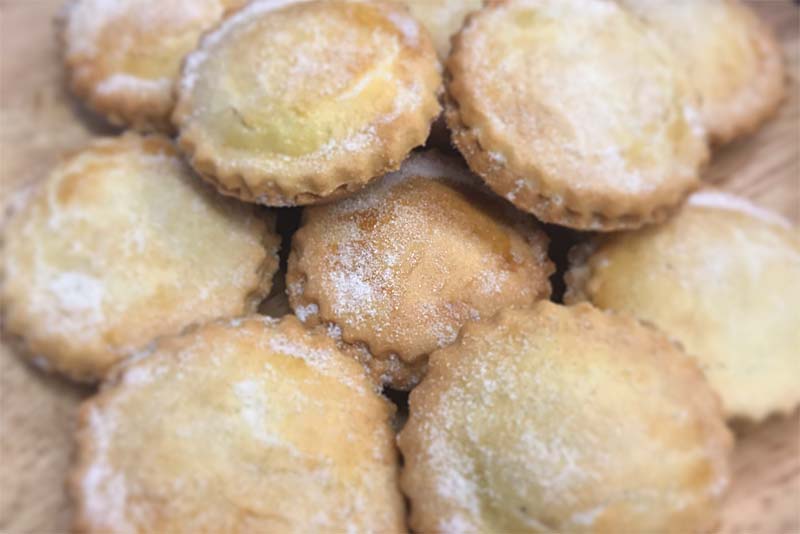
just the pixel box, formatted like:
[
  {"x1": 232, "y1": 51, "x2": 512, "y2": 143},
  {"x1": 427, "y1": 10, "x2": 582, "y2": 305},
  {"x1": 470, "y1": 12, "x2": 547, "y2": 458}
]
[
  {"x1": 173, "y1": 0, "x2": 442, "y2": 206},
  {"x1": 71, "y1": 316, "x2": 405, "y2": 533},
  {"x1": 445, "y1": 0, "x2": 709, "y2": 231},
  {"x1": 399, "y1": 302, "x2": 732, "y2": 533},
  {"x1": 619, "y1": 0, "x2": 786, "y2": 144},
  {"x1": 62, "y1": 0, "x2": 247, "y2": 131},
  {"x1": 1, "y1": 133, "x2": 279, "y2": 381},
  {"x1": 287, "y1": 150, "x2": 553, "y2": 389},
  {"x1": 687, "y1": 189, "x2": 792, "y2": 229},
  {"x1": 566, "y1": 190, "x2": 800, "y2": 419}
]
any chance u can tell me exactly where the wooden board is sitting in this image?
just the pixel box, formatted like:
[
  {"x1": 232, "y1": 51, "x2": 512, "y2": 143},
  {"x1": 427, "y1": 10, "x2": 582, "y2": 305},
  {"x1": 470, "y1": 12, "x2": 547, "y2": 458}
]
[{"x1": 0, "y1": 1, "x2": 798, "y2": 532}]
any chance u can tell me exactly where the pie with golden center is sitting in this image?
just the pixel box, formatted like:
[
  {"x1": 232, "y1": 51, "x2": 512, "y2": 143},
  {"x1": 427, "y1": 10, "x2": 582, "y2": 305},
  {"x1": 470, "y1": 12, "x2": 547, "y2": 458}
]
[
  {"x1": 566, "y1": 190, "x2": 800, "y2": 420},
  {"x1": 619, "y1": 0, "x2": 786, "y2": 145},
  {"x1": 71, "y1": 316, "x2": 405, "y2": 533},
  {"x1": 173, "y1": 0, "x2": 442, "y2": 206},
  {"x1": 62, "y1": 0, "x2": 247, "y2": 132},
  {"x1": 287, "y1": 150, "x2": 552, "y2": 389},
  {"x1": 445, "y1": 0, "x2": 709, "y2": 231},
  {"x1": 1, "y1": 133, "x2": 279, "y2": 382},
  {"x1": 399, "y1": 302, "x2": 732, "y2": 533}
]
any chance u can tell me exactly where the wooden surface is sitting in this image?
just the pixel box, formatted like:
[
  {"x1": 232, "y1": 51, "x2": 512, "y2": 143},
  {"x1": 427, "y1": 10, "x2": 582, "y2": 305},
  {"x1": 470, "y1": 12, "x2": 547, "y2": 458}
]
[{"x1": 1, "y1": 1, "x2": 799, "y2": 533}]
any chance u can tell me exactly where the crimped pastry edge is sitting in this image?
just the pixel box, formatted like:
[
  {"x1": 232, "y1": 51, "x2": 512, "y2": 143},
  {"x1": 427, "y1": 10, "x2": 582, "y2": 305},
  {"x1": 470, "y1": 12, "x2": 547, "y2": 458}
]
[
  {"x1": 0, "y1": 210, "x2": 279, "y2": 383},
  {"x1": 59, "y1": 0, "x2": 176, "y2": 133},
  {"x1": 562, "y1": 208, "x2": 800, "y2": 421},
  {"x1": 691, "y1": 0, "x2": 786, "y2": 145},
  {"x1": 284, "y1": 151, "x2": 554, "y2": 389},
  {"x1": 444, "y1": 1, "x2": 708, "y2": 231},
  {"x1": 285, "y1": 248, "x2": 428, "y2": 390},
  {"x1": 0, "y1": 134, "x2": 281, "y2": 382},
  {"x1": 67, "y1": 314, "x2": 395, "y2": 532},
  {"x1": 172, "y1": 0, "x2": 443, "y2": 207},
  {"x1": 398, "y1": 301, "x2": 733, "y2": 534}
]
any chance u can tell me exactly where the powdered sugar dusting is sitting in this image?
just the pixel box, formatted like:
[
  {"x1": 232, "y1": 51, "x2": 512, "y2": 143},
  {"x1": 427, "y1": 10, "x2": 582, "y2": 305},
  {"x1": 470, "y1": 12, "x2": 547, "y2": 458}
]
[
  {"x1": 267, "y1": 332, "x2": 365, "y2": 394},
  {"x1": 45, "y1": 272, "x2": 106, "y2": 338},
  {"x1": 682, "y1": 104, "x2": 706, "y2": 139},
  {"x1": 570, "y1": 504, "x2": 606, "y2": 526},
  {"x1": 419, "y1": 349, "x2": 600, "y2": 522},
  {"x1": 324, "y1": 240, "x2": 386, "y2": 322},
  {"x1": 74, "y1": 315, "x2": 400, "y2": 531},
  {"x1": 65, "y1": 0, "x2": 228, "y2": 56},
  {"x1": 431, "y1": 320, "x2": 459, "y2": 349},
  {"x1": 688, "y1": 190, "x2": 792, "y2": 229},
  {"x1": 478, "y1": 269, "x2": 509, "y2": 295},
  {"x1": 64, "y1": 0, "x2": 131, "y2": 57},
  {"x1": 291, "y1": 150, "x2": 551, "y2": 377},
  {"x1": 121, "y1": 355, "x2": 168, "y2": 387},
  {"x1": 402, "y1": 305, "x2": 732, "y2": 531},
  {"x1": 96, "y1": 74, "x2": 171, "y2": 96},
  {"x1": 463, "y1": 0, "x2": 706, "y2": 209},
  {"x1": 386, "y1": 8, "x2": 420, "y2": 47},
  {"x1": 82, "y1": 405, "x2": 131, "y2": 532},
  {"x1": 294, "y1": 303, "x2": 319, "y2": 322},
  {"x1": 233, "y1": 378, "x2": 283, "y2": 445},
  {"x1": 325, "y1": 322, "x2": 343, "y2": 340},
  {"x1": 1, "y1": 134, "x2": 273, "y2": 374},
  {"x1": 424, "y1": 418, "x2": 481, "y2": 528},
  {"x1": 504, "y1": 179, "x2": 524, "y2": 202},
  {"x1": 331, "y1": 150, "x2": 480, "y2": 215},
  {"x1": 180, "y1": 0, "x2": 307, "y2": 93},
  {"x1": 489, "y1": 151, "x2": 507, "y2": 165},
  {"x1": 438, "y1": 514, "x2": 478, "y2": 534},
  {"x1": 176, "y1": 0, "x2": 435, "y2": 187}
]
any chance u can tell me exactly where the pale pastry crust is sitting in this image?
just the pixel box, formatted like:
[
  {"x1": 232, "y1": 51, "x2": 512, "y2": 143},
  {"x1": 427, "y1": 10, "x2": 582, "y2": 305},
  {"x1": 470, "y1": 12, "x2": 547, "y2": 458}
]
[
  {"x1": 173, "y1": 0, "x2": 442, "y2": 206},
  {"x1": 398, "y1": 0, "x2": 483, "y2": 60},
  {"x1": 619, "y1": 0, "x2": 786, "y2": 145},
  {"x1": 286, "y1": 150, "x2": 553, "y2": 389},
  {"x1": 70, "y1": 315, "x2": 406, "y2": 533},
  {"x1": 0, "y1": 133, "x2": 279, "y2": 382},
  {"x1": 399, "y1": 302, "x2": 733, "y2": 533},
  {"x1": 445, "y1": 0, "x2": 709, "y2": 231},
  {"x1": 61, "y1": 0, "x2": 248, "y2": 132},
  {"x1": 565, "y1": 190, "x2": 800, "y2": 420}
]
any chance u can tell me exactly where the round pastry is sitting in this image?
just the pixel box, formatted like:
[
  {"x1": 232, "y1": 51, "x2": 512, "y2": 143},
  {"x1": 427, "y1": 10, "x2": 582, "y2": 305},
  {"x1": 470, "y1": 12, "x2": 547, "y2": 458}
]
[
  {"x1": 173, "y1": 0, "x2": 442, "y2": 206},
  {"x1": 62, "y1": 0, "x2": 247, "y2": 132},
  {"x1": 287, "y1": 150, "x2": 553, "y2": 389},
  {"x1": 0, "y1": 133, "x2": 279, "y2": 382},
  {"x1": 398, "y1": 0, "x2": 483, "y2": 60},
  {"x1": 399, "y1": 302, "x2": 733, "y2": 533},
  {"x1": 619, "y1": 0, "x2": 785, "y2": 145},
  {"x1": 566, "y1": 190, "x2": 800, "y2": 420},
  {"x1": 70, "y1": 315, "x2": 405, "y2": 533},
  {"x1": 445, "y1": 0, "x2": 709, "y2": 231}
]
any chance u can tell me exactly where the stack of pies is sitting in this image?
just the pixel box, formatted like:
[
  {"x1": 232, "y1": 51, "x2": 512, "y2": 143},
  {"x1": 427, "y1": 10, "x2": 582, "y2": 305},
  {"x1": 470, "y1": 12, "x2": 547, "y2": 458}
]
[{"x1": 2, "y1": 0, "x2": 794, "y2": 532}]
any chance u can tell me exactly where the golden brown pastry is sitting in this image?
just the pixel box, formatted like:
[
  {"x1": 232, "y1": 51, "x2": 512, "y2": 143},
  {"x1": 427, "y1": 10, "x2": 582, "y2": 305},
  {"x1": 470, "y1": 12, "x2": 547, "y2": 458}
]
[
  {"x1": 399, "y1": 302, "x2": 733, "y2": 533},
  {"x1": 286, "y1": 150, "x2": 553, "y2": 389},
  {"x1": 619, "y1": 0, "x2": 785, "y2": 144},
  {"x1": 398, "y1": 0, "x2": 483, "y2": 60},
  {"x1": 173, "y1": 0, "x2": 442, "y2": 206},
  {"x1": 392, "y1": 0, "x2": 482, "y2": 149},
  {"x1": 566, "y1": 190, "x2": 800, "y2": 420},
  {"x1": 446, "y1": 0, "x2": 709, "y2": 231},
  {"x1": 61, "y1": 0, "x2": 247, "y2": 132},
  {"x1": 1, "y1": 133, "x2": 279, "y2": 382},
  {"x1": 70, "y1": 315, "x2": 405, "y2": 533}
]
